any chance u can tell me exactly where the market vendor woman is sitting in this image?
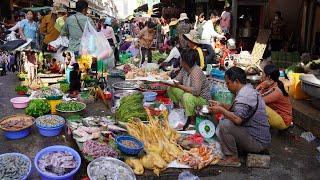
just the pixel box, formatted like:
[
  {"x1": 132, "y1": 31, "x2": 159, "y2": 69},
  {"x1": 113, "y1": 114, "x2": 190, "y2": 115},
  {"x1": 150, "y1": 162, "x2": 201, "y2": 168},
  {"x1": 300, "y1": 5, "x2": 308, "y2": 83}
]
[
  {"x1": 256, "y1": 64, "x2": 292, "y2": 130},
  {"x1": 167, "y1": 49, "x2": 210, "y2": 129},
  {"x1": 210, "y1": 67, "x2": 271, "y2": 167}
]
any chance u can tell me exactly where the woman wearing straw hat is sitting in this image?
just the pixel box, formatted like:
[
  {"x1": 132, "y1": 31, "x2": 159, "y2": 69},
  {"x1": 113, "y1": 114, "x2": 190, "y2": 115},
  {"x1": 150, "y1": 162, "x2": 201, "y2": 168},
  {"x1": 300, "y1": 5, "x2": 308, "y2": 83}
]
[
  {"x1": 183, "y1": 30, "x2": 205, "y2": 70},
  {"x1": 176, "y1": 13, "x2": 192, "y2": 49},
  {"x1": 168, "y1": 18, "x2": 178, "y2": 40}
]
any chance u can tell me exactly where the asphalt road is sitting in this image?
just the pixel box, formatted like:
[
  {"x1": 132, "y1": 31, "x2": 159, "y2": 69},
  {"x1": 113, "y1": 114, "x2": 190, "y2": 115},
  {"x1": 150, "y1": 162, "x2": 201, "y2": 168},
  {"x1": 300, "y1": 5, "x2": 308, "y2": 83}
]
[{"x1": 0, "y1": 73, "x2": 319, "y2": 180}]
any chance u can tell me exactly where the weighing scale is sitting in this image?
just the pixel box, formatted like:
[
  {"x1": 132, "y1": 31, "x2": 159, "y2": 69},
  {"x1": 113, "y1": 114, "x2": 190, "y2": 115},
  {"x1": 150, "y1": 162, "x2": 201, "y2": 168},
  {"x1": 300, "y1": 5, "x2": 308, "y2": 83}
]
[
  {"x1": 197, "y1": 120, "x2": 216, "y2": 139},
  {"x1": 195, "y1": 105, "x2": 216, "y2": 139}
]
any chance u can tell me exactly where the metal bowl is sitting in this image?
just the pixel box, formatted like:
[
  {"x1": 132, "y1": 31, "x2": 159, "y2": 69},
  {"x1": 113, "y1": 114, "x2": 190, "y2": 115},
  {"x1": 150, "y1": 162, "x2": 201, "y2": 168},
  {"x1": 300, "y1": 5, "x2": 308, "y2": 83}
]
[
  {"x1": 112, "y1": 81, "x2": 139, "y2": 90},
  {"x1": 113, "y1": 90, "x2": 138, "y2": 99}
]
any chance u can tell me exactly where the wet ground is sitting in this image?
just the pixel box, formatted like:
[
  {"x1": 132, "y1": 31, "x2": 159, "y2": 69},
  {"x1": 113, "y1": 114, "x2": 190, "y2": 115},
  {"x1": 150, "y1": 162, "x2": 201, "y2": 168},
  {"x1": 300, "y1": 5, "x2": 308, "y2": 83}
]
[{"x1": 0, "y1": 73, "x2": 319, "y2": 180}]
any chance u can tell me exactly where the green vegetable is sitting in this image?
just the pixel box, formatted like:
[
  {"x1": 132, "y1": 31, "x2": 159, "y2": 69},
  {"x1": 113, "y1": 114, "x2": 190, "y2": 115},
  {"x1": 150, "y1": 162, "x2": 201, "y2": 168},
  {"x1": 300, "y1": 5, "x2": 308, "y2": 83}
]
[
  {"x1": 56, "y1": 101, "x2": 85, "y2": 112},
  {"x1": 15, "y1": 85, "x2": 28, "y2": 93},
  {"x1": 285, "y1": 65, "x2": 305, "y2": 75},
  {"x1": 115, "y1": 92, "x2": 147, "y2": 122},
  {"x1": 60, "y1": 83, "x2": 69, "y2": 93},
  {"x1": 25, "y1": 99, "x2": 51, "y2": 117}
]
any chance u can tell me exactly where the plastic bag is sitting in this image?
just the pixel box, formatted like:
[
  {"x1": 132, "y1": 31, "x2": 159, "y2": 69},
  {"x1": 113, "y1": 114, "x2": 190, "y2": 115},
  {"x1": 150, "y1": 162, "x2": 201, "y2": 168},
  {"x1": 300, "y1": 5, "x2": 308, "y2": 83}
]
[
  {"x1": 79, "y1": 19, "x2": 114, "y2": 69},
  {"x1": 178, "y1": 171, "x2": 200, "y2": 180},
  {"x1": 49, "y1": 36, "x2": 69, "y2": 49},
  {"x1": 169, "y1": 109, "x2": 187, "y2": 130},
  {"x1": 300, "y1": 132, "x2": 316, "y2": 142}
]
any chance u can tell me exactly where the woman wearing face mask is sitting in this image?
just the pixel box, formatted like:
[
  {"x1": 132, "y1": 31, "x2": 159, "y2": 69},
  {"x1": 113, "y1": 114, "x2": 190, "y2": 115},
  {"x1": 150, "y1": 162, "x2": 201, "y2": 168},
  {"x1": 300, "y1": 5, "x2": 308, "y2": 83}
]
[
  {"x1": 19, "y1": 11, "x2": 38, "y2": 49},
  {"x1": 256, "y1": 64, "x2": 292, "y2": 130}
]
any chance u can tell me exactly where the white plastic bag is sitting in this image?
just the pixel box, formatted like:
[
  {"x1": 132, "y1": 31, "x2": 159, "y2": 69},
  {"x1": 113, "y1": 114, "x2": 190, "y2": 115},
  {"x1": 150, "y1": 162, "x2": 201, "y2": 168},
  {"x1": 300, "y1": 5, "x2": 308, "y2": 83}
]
[
  {"x1": 80, "y1": 19, "x2": 114, "y2": 69},
  {"x1": 49, "y1": 36, "x2": 69, "y2": 49},
  {"x1": 168, "y1": 109, "x2": 187, "y2": 130}
]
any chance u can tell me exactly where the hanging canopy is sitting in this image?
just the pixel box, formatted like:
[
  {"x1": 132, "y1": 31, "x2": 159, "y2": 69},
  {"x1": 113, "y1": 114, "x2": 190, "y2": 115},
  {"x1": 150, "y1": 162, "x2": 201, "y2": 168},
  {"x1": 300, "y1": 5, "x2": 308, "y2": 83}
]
[
  {"x1": 134, "y1": 4, "x2": 148, "y2": 13},
  {"x1": 21, "y1": 6, "x2": 52, "y2": 13}
]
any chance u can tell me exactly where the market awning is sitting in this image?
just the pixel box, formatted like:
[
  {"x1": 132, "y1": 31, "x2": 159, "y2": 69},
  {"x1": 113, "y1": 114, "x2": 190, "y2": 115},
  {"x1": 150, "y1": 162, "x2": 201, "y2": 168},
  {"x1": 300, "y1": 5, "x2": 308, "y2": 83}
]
[
  {"x1": 21, "y1": 6, "x2": 52, "y2": 13},
  {"x1": 134, "y1": 4, "x2": 148, "y2": 13}
]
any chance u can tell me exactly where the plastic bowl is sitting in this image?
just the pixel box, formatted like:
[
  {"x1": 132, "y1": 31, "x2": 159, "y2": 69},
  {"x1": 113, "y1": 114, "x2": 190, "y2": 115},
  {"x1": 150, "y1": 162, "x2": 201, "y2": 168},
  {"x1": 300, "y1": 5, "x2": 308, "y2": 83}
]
[
  {"x1": 34, "y1": 145, "x2": 81, "y2": 180},
  {"x1": 116, "y1": 135, "x2": 144, "y2": 155},
  {"x1": 10, "y1": 97, "x2": 30, "y2": 109},
  {"x1": 143, "y1": 92, "x2": 157, "y2": 102},
  {"x1": 35, "y1": 114, "x2": 65, "y2": 137},
  {"x1": 3, "y1": 127, "x2": 31, "y2": 140},
  {"x1": 36, "y1": 124, "x2": 64, "y2": 137},
  {"x1": 0, "y1": 153, "x2": 32, "y2": 180}
]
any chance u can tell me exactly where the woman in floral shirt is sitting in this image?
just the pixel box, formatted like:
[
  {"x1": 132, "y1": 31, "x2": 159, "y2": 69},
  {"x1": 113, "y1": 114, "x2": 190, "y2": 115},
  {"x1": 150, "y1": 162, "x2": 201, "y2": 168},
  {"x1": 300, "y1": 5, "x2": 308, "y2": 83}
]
[{"x1": 167, "y1": 49, "x2": 210, "y2": 129}]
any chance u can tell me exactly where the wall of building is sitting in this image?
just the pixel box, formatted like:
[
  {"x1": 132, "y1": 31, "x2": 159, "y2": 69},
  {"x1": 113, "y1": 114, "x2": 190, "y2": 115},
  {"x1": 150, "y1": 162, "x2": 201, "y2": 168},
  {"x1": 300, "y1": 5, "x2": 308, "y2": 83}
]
[{"x1": 311, "y1": 5, "x2": 320, "y2": 49}]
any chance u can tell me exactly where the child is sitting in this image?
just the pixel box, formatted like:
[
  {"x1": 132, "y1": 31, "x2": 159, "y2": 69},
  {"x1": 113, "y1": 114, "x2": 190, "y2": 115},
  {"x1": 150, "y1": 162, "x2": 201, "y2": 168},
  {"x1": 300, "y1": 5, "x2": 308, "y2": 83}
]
[{"x1": 69, "y1": 63, "x2": 82, "y2": 98}]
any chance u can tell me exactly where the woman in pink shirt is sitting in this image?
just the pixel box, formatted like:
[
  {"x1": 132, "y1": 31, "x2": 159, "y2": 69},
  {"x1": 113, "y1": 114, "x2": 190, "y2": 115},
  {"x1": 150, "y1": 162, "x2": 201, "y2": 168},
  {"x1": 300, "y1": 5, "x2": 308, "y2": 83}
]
[{"x1": 101, "y1": 17, "x2": 117, "y2": 47}]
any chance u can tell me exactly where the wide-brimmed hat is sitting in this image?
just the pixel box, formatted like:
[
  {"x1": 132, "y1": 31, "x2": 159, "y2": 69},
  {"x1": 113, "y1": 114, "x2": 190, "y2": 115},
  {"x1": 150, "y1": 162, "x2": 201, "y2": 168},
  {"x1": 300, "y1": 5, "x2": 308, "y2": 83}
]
[
  {"x1": 168, "y1": 18, "x2": 178, "y2": 26},
  {"x1": 183, "y1": 30, "x2": 201, "y2": 45},
  {"x1": 178, "y1": 13, "x2": 189, "y2": 21},
  {"x1": 52, "y1": 4, "x2": 67, "y2": 14}
]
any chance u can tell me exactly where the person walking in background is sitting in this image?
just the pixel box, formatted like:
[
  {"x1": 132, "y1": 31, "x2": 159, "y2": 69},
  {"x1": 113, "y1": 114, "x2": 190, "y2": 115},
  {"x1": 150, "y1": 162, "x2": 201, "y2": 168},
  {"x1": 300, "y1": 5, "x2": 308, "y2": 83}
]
[
  {"x1": 201, "y1": 10, "x2": 225, "y2": 64},
  {"x1": 54, "y1": 7, "x2": 68, "y2": 33},
  {"x1": 137, "y1": 21, "x2": 156, "y2": 64},
  {"x1": 270, "y1": 11, "x2": 286, "y2": 51},
  {"x1": 176, "y1": 13, "x2": 192, "y2": 49},
  {"x1": 220, "y1": 4, "x2": 232, "y2": 34},
  {"x1": 102, "y1": 17, "x2": 119, "y2": 64},
  {"x1": 61, "y1": 1, "x2": 95, "y2": 54},
  {"x1": 19, "y1": 11, "x2": 38, "y2": 49},
  {"x1": 168, "y1": 18, "x2": 178, "y2": 40},
  {"x1": 8, "y1": 53, "x2": 16, "y2": 73},
  {"x1": 40, "y1": 6, "x2": 60, "y2": 51}
]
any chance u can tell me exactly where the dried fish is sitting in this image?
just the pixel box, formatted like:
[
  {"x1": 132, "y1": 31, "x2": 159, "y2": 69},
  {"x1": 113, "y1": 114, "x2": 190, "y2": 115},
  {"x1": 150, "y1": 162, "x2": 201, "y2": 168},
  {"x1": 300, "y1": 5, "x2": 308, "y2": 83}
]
[
  {"x1": 0, "y1": 154, "x2": 30, "y2": 180},
  {"x1": 38, "y1": 151, "x2": 77, "y2": 176}
]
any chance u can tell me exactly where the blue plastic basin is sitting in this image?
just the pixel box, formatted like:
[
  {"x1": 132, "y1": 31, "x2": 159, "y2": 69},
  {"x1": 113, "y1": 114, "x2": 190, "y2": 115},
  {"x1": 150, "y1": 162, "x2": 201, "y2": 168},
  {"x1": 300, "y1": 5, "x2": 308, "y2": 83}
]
[
  {"x1": 34, "y1": 145, "x2": 81, "y2": 180},
  {"x1": 3, "y1": 127, "x2": 31, "y2": 140},
  {"x1": 36, "y1": 124, "x2": 64, "y2": 137},
  {"x1": 0, "y1": 153, "x2": 32, "y2": 180},
  {"x1": 116, "y1": 135, "x2": 144, "y2": 155},
  {"x1": 143, "y1": 92, "x2": 157, "y2": 102}
]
